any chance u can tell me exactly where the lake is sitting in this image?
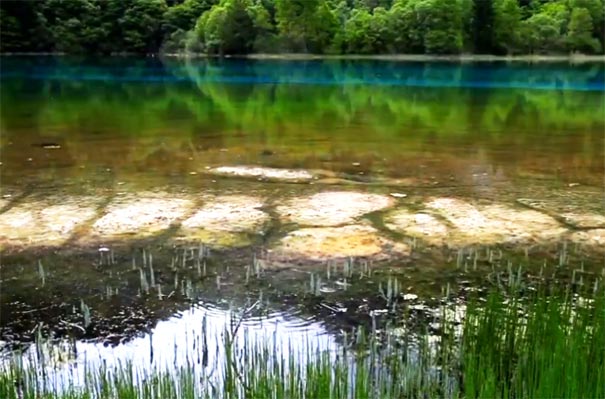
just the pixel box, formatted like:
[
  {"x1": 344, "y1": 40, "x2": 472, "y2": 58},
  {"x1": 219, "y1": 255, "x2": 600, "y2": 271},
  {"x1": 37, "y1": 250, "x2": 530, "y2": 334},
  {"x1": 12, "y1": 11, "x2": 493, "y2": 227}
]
[{"x1": 1, "y1": 56, "x2": 604, "y2": 392}]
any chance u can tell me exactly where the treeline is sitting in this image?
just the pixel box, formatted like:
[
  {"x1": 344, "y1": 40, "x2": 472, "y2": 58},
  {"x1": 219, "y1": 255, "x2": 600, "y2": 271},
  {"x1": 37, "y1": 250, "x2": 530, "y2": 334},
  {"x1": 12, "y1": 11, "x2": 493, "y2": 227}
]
[{"x1": 1, "y1": 0, "x2": 604, "y2": 55}]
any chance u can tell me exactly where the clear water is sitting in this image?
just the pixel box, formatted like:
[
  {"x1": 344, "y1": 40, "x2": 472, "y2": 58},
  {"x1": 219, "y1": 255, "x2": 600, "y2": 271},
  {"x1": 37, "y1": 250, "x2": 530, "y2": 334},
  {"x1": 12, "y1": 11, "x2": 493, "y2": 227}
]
[{"x1": 1, "y1": 56, "x2": 604, "y2": 383}]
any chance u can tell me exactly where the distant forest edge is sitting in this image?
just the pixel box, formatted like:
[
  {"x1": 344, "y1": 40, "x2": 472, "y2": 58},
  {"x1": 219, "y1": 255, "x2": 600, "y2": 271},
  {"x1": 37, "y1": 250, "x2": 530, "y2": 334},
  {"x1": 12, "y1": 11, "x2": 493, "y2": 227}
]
[{"x1": 1, "y1": 0, "x2": 604, "y2": 56}]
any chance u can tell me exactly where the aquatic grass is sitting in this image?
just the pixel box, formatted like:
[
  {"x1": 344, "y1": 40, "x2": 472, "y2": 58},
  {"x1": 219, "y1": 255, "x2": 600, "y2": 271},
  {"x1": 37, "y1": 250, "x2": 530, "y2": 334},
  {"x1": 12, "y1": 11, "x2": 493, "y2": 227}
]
[
  {"x1": 462, "y1": 287, "x2": 605, "y2": 399},
  {"x1": 1, "y1": 284, "x2": 603, "y2": 399}
]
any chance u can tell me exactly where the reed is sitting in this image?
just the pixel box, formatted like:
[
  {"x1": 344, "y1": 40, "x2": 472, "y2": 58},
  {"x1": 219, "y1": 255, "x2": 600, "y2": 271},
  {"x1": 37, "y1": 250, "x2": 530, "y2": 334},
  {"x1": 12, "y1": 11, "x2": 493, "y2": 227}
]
[{"x1": 1, "y1": 283, "x2": 603, "y2": 399}]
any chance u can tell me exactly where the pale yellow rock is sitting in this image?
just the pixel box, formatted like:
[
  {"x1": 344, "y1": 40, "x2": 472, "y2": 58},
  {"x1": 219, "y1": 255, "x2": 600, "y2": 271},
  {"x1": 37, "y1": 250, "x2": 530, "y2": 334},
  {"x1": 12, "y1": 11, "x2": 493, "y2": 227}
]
[
  {"x1": 0, "y1": 198, "x2": 98, "y2": 247},
  {"x1": 181, "y1": 195, "x2": 268, "y2": 232},
  {"x1": 560, "y1": 213, "x2": 605, "y2": 229},
  {"x1": 278, "y1": 191, "x2": 394, "y2": 227},
  {"x1": 517, "y1": 197, "x2": 605, "y2": 229},
  {"x1": 426, "y1": 198, "x2": 566, "y2": 246},
  {"x1": 176, "y1": 195, "x2": 269, "y2": 248},
  {"x1": 91, "y1": 194, "x2": 194, "y2": 238},
  {"x1": 570, "y1": 229, "x2": 605, "y2": 249},
  {"x1": 384, "y1": 210, "x2": 449, "y2": 246},
  {"x1": 481, "y1": 204, "x2": 567, "y2": 243},
  {"x1": 270, "y1": 224, "x2": 409, "y2": 261},
  {"x1": 208, "y1": 166, "x2": 314, "y2": 182},
  {"x1": 175, "y1": 229, "x2": 254, "y2": 248}
]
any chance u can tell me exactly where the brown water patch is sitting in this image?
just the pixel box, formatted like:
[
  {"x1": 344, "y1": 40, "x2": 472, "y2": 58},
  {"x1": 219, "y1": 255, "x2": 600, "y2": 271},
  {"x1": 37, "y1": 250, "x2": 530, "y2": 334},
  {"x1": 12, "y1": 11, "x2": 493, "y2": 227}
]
[
  {"x1": 269, "y1": 224, "x2": 409, "y2": 262},
  {"x1": 277, "y1": 191, "x2": 395, "y2": 227}
]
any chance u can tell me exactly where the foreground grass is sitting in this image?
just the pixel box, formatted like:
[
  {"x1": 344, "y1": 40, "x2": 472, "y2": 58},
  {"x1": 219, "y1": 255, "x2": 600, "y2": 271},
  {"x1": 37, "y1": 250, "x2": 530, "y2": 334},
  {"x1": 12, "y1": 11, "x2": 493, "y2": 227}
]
[{"x1": 1, "y1": 285, "x2": 604, "y2": 399}]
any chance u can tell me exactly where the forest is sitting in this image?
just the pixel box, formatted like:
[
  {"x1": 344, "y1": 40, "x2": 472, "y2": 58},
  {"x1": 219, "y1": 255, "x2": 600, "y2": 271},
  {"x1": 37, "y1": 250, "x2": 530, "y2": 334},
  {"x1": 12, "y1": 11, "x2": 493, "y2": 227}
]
[{"x1": 1, "y1": 0, "x2": 604, "y2": 56}]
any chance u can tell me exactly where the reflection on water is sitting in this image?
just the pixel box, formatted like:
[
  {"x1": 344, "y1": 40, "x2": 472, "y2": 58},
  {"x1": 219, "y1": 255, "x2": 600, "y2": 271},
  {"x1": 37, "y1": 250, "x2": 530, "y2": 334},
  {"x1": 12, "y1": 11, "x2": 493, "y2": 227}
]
[
  {"x1": 1, "y1": 57, "x2": 604, "y2": 190},
  {"x1": 0, "y1": 57, "x2": 604, "y2": 388},
  {"x1": 10, "y1": 304, "x2": 336, "y2": 393}
]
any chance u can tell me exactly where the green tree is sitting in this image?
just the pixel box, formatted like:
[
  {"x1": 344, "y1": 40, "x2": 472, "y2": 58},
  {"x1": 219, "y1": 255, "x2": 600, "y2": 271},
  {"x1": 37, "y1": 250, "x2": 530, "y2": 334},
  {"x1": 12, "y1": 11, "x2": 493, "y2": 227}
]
[
  {"x1": 275, "y1": 0, "x2": 320, "y2": 51},
  {"x1": 458, "y1": 0, "x2": 475, "y2": 51},
  {"x1": 163, "y1": 0, "x2": 217, "y2": 34},
  {"x1": 344, "y1": 8, "x2": 374, "y2": 53},
  {"x1": 418, "y1": 0, "x2": 464, "y2": 54},
  {"x1": 472, "y1": 0, "x2": 495, "y2": 53},
  {"x1": 539, "y1": 0, "x2": 571, "y2": 34},
  {"x1": 1, "y1": 0, "x2": 603, "y2": 55},
  {"x1": 311, "y1": 1, "x2": 339, "y2": 53},
  {"x1": 520, "y1": 13, "x2": 562, "y2": 53},
  {"x1": 41, "y1": 0, "x2": 107, "y2": 53},
  {"x1": 196, "y1": 0, "x2": 256, "y2": 54},
  {"x1": 567, "y1": 7, "x2": 602, "y2": 53},
  {"x1": 389, "y1": 0, "x2": 423, "y2": 53},
  {"x1": 120, "y1": 0, "x2": 168, "y2": 53},
  {"x1": 248, "y1": 0, "x2": 277, "y2": 52},
  {"x1": 0, "y1": 1, "x2": 51, "y2": 52},
  {"x1": 569, "y1": 0, "x2": 605, "y2": 52},
  {"x1": 493, "y1": 0, "x2": 522, "y2": 54}
]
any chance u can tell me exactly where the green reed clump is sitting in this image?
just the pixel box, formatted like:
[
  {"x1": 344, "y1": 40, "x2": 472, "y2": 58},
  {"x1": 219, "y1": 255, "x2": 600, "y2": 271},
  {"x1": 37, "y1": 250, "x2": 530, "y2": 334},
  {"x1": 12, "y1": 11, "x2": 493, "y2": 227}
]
[
  {"x1": 462, "y1": 287, "x2": 605, "y2": 399},
  {"x1": 1, "y1": 284, "x2": 603, "y2": 399}
]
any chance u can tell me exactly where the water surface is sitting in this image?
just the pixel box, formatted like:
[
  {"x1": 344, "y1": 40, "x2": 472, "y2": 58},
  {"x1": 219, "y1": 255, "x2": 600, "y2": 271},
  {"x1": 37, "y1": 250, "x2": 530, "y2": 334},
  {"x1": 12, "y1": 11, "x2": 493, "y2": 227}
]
[{"x1": 1, "y1": 56, "x2": 604, "y2": 384}]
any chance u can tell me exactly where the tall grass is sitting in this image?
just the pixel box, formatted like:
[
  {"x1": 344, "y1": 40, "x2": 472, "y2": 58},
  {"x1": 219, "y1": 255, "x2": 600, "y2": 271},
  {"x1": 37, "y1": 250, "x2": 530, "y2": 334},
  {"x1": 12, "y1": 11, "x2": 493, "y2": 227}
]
[{"x1": 1, "y1": 284, "x2": 603, "y2": 399}]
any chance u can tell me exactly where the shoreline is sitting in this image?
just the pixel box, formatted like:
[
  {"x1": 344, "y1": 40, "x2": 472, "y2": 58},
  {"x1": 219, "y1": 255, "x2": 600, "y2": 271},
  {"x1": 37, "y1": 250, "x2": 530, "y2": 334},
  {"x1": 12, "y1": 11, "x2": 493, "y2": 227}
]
[
  {"x1": 235, "y1": 53, "x2": 605, "y2": 63},
  {"x1": 2, "y1": 52, "x2": 605, "y2": 63}
]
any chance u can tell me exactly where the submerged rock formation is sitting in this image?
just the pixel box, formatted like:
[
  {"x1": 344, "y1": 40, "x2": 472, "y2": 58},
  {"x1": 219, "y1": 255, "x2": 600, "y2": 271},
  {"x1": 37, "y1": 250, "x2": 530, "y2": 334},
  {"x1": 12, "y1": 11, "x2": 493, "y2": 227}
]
[
  {"x1": 206, "y1": 165, "x2": 316, "y2": 182},
  {"x1": 90, "y1": 193, "x2": 194, "y2": 240},
  {"x1": 386, "y1": 198, "x2": 568, "y2": 248},
  {"x1": 0, "y1": 196, "x2": 99, "y2": 248},
  {"x1": 277, "y1": 191, "x2": 394, "y2": 227},
  {"x1": 570, "y1": 229, "x2": 605, "y2": 248},
  {"x1": 1, "y1": 178, "x2": 603, "y2": 257},
  {"x1": 269, "y1": 224, "x2": 409, "y2": 262},
  {"x1": 176, "y1": 195, "x2": 269, "y2": 248},
  {"x1": 384, "y1": 210, "x2": 449, "y2": 246}
]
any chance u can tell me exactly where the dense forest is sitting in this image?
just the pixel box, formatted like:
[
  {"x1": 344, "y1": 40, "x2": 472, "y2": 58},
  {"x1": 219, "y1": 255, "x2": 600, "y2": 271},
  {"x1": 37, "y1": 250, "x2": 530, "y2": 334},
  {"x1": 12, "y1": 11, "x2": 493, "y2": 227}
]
[{"x1": 1, "y1": 0, "x2": 604, "y2": 55}]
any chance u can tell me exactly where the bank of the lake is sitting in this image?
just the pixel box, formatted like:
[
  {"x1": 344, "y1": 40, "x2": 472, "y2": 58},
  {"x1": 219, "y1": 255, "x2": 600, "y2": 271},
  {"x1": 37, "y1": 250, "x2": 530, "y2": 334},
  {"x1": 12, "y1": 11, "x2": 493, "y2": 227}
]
[{"x1": 167, "y1": 53, "x2": 605, "y2": 63}]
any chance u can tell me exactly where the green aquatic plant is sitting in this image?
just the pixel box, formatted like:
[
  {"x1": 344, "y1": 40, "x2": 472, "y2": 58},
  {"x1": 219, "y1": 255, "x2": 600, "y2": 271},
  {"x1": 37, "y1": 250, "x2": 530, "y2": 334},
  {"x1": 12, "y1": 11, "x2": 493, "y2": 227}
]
[{"x1": 1, "y1": 282, "x2": 603, "y2": 399}]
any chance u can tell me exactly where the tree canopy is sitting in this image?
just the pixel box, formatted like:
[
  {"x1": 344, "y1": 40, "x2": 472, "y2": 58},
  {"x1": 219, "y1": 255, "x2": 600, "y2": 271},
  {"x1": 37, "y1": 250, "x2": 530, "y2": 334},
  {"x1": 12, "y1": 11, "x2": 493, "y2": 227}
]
[{"x1": 1, "y1": 0, "x2": 603, "y2": 55}]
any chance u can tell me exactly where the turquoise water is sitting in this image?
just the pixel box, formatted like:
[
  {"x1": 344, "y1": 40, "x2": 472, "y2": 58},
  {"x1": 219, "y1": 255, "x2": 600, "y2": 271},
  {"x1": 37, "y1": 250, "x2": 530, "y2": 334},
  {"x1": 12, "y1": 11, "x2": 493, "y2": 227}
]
[{"x1": 2, "y1": 57, "x2": 604, "y2": 91}]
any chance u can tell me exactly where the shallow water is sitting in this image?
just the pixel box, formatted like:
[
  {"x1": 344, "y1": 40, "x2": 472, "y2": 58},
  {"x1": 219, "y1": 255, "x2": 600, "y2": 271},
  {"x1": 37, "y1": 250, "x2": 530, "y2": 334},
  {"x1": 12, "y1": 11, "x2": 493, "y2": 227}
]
[{"x1": 1, "y1": 56, "x2": 604, "y2": 382}]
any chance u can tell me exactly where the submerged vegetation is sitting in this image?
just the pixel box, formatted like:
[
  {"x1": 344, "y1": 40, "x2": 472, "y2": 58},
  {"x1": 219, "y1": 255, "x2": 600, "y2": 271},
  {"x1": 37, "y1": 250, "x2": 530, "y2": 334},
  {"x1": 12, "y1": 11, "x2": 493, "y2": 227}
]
[
  {"x1": 1, "y1": 280, "x2": 604, "y2": 399},
  {"x1": 1, "y1": 0, "x2": 604, "y2": 55}
]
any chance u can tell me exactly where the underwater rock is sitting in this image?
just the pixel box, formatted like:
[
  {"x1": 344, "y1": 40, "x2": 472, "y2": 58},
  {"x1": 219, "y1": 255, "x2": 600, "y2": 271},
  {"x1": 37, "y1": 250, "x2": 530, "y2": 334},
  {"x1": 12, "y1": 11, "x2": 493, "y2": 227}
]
[
  {"x1": 384, "y1": 210, "x2": 449, "y2": 246},
  {"x1": 182, "y1": 195, "x2": 267, "y2": 232},
  {"x1": 480, "y1": 204, "x2": 567, "y2": 243},
  {"x1": 426, "y1": 198, "x2": 567, "y2": 246},
  {"x1": 0, "y1": 197, "x2": 98, "y2": 248},
  {"x1": 207, "y1": 165, "x2": 315, "y2": 182},
  {"x1": 0, "y1": 198, "x2": 10, "y2": 210},
  {"x1": 269, "y1": 224, "x2": 409, "y2": 262},
  {"x1": 0, "y1": 188, "x2": 23, "y2": 211},
  {"x1": 558, "y1": 213, "x2": 605, "y2": 229},
  {"x1": 278, "y1": 191, "x2": 394, "y2": 227},
  {"x1": 176, "y1": 195, "x2": 269, "y2": 248},
  {"x1": 517, "y1": 196, "x2": 605, "y2": 229},
  {"x1": 90, "y1": 193, "x2": 194, "y2": 239},
  {"x1": 570, "y1": 229, "x2": 605, "y2": 250}
]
